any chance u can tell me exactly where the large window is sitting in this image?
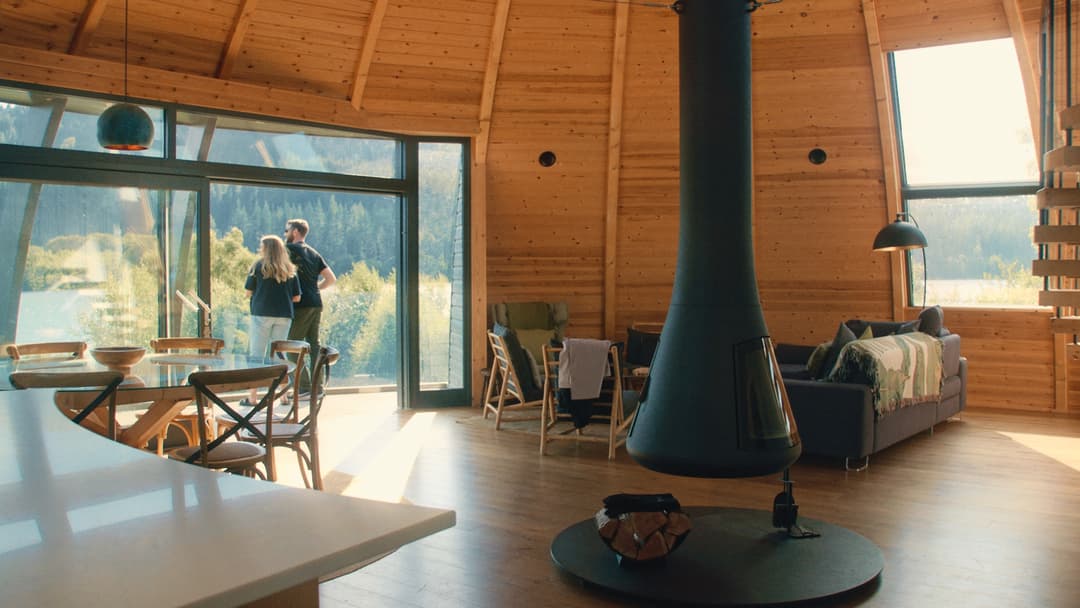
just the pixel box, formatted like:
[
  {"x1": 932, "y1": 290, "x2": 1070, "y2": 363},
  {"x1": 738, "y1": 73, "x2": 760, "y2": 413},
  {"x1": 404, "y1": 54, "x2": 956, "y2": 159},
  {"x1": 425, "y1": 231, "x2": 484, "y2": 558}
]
[
  {"x1": 891, "y1": 38, "x2": 1040, "y2": 306},
  {"x1": 0, "y1": 83, "x2": 469, "y2": 407}
]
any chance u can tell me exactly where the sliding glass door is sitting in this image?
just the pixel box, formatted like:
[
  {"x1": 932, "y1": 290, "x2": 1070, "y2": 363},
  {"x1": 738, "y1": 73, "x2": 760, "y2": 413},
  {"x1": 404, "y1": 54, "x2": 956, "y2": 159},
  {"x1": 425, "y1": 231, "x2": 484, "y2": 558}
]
[{"x1": 208, "y1": 182, "x2": 401, "y2": 389}]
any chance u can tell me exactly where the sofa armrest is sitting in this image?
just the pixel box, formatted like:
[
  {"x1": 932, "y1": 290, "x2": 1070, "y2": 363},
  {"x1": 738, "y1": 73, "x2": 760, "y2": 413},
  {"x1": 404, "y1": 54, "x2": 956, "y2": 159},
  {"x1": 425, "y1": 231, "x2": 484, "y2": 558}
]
[
  {"x1": 939, "y1": 333, "x2": 961, "y2": 378},
  {"x1": 784, "y1": 379, "x2": 875, "y2": 459},
  {"x1": 775, "y1": 343, "x2": 816, "y2": 365}
]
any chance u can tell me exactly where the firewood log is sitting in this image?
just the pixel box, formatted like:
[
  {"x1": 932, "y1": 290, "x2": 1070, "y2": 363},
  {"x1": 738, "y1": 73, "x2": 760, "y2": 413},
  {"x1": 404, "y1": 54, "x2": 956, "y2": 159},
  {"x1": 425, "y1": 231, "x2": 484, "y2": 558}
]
[{"x1": 593, "y1": 506, "x2": 692, "y2": 562}]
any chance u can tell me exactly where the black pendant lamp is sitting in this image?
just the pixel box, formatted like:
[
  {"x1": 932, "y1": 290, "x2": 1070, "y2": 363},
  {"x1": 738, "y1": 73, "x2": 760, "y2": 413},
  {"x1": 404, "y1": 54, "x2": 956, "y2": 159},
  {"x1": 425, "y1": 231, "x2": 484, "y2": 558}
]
[
  {"x1": 625, "y1": 0, "x2": 801, "y2": 478},
  {"x1": 97, "y1": 0, "x2": 154, "y2": 151},
  {"x1": 872, "y1": 212, "x2": 928, "y2": 251}
]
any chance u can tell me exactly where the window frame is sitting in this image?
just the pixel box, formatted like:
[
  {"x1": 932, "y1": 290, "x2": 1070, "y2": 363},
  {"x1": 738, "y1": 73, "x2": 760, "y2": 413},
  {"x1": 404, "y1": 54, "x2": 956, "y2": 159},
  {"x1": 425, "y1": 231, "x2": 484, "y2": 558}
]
[
  {"x1": 0, "y1": 80, "x2": 471, "y2": 409},
  {"x1": 887, "y1": 48, "x2": 1041, "y2": 308}
]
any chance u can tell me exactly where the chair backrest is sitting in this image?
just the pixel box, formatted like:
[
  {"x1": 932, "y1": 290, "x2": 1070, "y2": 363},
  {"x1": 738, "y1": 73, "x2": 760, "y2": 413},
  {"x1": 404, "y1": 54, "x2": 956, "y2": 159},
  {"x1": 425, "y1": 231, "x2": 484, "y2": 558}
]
[
  {"x1": 186, "y1": 364, "x2": 289, "y2": 467},
  {"x1": 7, "y1": 341, "x2": 88, "y2": 360},
  {"x1": 487, "y1": 331, "x2": 533, "y2": 404},
  {"x1": 9, "y1": 370, "x2": 124, "y2": 439},
  {"x1": 149, "y1": 337, "x2": 225, "y2": 354},
  {"x1": 270, "y1": 339, "x2": 309, "y2": 419},
  {"x1": 301, "y1": 345, "x2": 340, "y2": 434},
  {"x1": 625, "y1": 326, "x2": 661, "y2": 367},
  {"x1": 489, "y1": 301, "x2": 569, "y2": 340},
  {"x1": 541, "y1": 344, "x2": 630, "y2": 420}
]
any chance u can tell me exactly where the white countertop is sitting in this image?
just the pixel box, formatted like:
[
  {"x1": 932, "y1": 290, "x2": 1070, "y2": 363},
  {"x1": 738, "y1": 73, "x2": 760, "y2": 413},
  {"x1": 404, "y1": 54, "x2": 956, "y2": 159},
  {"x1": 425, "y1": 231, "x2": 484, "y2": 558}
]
[{"x1": 0, "y1": 389, "x2": 455, "y2": 607}]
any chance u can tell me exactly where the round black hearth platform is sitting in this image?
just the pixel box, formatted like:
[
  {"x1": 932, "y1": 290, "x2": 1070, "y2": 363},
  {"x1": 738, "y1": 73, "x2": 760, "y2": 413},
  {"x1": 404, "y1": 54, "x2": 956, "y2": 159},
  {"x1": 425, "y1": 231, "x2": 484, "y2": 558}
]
[{"x1": 550, "y1": 507, "x2": 883, "y2": 606}]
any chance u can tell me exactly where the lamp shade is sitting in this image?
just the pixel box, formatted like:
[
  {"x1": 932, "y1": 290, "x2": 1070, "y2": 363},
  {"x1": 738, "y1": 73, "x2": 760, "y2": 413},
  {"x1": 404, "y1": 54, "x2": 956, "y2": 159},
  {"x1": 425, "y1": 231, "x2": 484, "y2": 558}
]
[
  {"x1": 97, "y1": 103, "x2": 154, "y2": 151},
  {"x1": 872, "y1": 217, "x2": 927, "y2": 251}
]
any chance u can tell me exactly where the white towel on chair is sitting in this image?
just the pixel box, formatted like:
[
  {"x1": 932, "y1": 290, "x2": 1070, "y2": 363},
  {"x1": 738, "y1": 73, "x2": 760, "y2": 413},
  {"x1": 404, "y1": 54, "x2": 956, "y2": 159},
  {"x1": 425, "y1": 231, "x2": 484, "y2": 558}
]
[{"x1": 558, "y1": 338, "x2": 611, "y2": 400}]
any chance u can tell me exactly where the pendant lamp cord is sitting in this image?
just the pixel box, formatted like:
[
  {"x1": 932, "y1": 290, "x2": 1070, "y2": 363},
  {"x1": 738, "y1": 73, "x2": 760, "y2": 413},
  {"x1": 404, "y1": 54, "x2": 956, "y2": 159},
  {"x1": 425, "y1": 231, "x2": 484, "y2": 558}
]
[
  {"x1": 123, "y1": 0, "x2": 129, "y2": 99},
  {"x1": 904, "y1": 212, "x2": 929, "y2": 308}
]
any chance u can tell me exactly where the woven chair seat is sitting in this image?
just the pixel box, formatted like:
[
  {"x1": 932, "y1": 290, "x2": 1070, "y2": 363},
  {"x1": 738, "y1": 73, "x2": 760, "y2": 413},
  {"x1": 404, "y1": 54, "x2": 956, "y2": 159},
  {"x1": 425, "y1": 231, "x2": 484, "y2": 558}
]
[
  {"x1": 169, "y1": 441, "x2": 265, "y2": 469},
  {"x1": 239, "y1": 423, "x2": 307, "y2": 442}
]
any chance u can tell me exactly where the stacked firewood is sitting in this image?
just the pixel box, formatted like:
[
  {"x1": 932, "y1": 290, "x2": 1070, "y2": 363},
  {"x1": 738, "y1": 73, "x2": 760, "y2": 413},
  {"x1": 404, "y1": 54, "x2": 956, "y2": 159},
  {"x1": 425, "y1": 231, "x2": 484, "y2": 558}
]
[{"x1": 594, "y1": 493, "x2": 692, "y2": 562}]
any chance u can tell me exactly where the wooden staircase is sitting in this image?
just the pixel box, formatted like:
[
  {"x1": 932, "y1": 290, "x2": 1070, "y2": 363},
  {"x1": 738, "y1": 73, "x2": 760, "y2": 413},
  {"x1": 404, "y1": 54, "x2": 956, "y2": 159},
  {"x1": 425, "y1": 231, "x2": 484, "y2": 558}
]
[{"x1": 1036, "y1": 99, "x2": 1080, "y2": 334}]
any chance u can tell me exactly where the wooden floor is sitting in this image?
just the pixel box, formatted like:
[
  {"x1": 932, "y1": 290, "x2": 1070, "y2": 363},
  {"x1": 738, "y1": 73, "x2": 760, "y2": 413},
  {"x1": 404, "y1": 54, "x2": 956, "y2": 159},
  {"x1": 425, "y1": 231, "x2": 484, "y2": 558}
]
[{"x1": 294, "y1": 398, "x2": 1080, "y2": 607}]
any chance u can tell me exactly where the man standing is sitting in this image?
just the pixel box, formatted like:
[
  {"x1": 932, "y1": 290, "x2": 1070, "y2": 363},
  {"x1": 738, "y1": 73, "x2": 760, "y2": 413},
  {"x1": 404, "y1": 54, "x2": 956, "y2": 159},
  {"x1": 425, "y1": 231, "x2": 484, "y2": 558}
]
[{"x1": 284, "y1": 218, "x2": 336, "y2": 393}]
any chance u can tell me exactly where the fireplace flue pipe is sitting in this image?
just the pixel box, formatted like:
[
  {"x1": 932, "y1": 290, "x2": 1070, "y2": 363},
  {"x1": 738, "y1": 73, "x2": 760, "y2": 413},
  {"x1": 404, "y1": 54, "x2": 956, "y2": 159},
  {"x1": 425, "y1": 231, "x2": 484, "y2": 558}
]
[{"x1": 625, "y1": 0, "x2": 801, "y2": 478}]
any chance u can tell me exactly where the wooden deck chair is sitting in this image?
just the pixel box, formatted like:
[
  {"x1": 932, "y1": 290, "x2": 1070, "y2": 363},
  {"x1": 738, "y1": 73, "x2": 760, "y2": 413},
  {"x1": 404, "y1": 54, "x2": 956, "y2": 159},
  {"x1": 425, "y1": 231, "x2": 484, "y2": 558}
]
[
  {"x1": 9, "y1": 370, "x2": 125, "y2": 440},
  {"x1": 539, "y1": 344, "x2": 640, "y2": 459},
  {"x1": 483, "y1": 331, "x2": 544, "y2": 430}
]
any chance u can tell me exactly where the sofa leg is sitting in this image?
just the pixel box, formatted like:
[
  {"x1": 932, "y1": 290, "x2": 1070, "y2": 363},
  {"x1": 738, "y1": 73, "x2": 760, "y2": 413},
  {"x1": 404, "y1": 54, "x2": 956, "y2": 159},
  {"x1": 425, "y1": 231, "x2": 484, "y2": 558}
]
[{"x1": 844, "y1": 456, "x2": 870, "y2": 472}]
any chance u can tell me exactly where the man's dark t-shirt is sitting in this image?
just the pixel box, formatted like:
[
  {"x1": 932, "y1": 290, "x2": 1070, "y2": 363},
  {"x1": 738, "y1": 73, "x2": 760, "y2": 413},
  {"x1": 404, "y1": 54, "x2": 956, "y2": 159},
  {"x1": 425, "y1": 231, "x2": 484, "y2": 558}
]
[{"x1": 287, "y1": 242, "x2": 329, "y2": 308}]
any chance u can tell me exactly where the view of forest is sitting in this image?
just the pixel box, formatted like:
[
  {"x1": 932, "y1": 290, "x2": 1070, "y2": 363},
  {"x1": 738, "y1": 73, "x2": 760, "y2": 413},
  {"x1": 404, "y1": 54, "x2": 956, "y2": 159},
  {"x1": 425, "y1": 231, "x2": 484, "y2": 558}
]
[{"x1": 909, "y1": 195, "x2": 1040, "y2": 306}]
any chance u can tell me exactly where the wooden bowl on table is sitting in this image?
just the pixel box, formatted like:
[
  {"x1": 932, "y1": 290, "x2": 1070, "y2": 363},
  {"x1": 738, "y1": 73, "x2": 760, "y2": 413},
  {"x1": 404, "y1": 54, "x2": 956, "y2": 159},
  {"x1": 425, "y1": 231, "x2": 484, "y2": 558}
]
[{"x1": 90, "y1": 346, "x2": 147, "y2": 372}]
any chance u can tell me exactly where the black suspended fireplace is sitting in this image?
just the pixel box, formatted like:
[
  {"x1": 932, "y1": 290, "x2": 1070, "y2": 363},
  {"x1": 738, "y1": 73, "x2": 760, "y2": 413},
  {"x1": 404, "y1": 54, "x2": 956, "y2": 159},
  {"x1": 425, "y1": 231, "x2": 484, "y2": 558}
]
[{"x1": 549, "y1": 2, "x2": 884, "y2": 604}]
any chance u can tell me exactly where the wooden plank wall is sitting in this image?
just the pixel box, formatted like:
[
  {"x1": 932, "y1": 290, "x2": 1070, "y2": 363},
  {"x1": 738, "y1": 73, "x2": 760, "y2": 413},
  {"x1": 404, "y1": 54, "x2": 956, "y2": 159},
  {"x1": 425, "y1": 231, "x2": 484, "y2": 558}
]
[
  {"x1": 612, "y1": 7, "x2": 679, "y2": 334},
  {"x1": 752, "y1": 0, "x2": 894, "y2": 347},
  {"x1": 484, "y1": 0, "x2": 616, "y2": 337}
]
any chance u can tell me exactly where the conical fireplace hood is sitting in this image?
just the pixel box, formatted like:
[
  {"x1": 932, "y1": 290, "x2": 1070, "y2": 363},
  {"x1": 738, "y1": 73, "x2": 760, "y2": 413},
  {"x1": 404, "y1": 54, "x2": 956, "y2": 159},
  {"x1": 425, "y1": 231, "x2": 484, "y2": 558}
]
[{"x1": 625, "y1": 0, "x2": 801, "y2": 478}]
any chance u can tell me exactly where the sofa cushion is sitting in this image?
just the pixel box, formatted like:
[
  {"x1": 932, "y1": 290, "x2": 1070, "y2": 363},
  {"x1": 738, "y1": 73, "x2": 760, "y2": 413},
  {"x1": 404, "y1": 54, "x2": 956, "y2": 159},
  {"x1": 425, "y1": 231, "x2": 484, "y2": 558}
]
[
  {"x1": 781, "y1": 363, "x2": 814, "y2": 381},
  {"x1": 817, "y1": 322, "x2": 857, "y2": 380},
  {"x1": 845, "y1": 319, "x2": 919, "y2": 338},
  {"x1": 897, "y1": 319, "x2": 921, "y2": 334},
  {"x1": 805, "y1": 341, "x2": 832, "y2": 378},
  {"x1": 918, "y1": 305, "x2": 945, "y2": 337}
]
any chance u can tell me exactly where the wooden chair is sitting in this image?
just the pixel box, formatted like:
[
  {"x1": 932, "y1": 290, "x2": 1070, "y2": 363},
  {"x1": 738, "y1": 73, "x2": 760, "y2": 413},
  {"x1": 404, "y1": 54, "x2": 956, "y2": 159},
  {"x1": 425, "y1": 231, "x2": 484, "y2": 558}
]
[
  {"x1": 483, "y1": 331, "x2": 544, "y2": 429},
  {"x1": 168, "y1": 364, "x2": 288, "y2": 479},
  {"x1": 148, "y1": 337, "x2": 224, "y2": 354},
  {"x1": 238, "y1": 346, "x2": 338, "y2": 489},
  {"x1": 6, "y1": 341, "x2": 88, "y2": 360},
  {"x1": 9, "y1": 370, "x2": 124, "y2": 439},
  {"x1": 215, "y1": 339, "x2": 309, "y2": 437},
  {"x1": 268, "y1": 339, "x2": 309, "y2": 418},
  {"x1": 539, "y1": 343, "x2": 640, "y2": 459},
  {"x1": 147, "y1": 337, "x2": 225, "y2": 455}
]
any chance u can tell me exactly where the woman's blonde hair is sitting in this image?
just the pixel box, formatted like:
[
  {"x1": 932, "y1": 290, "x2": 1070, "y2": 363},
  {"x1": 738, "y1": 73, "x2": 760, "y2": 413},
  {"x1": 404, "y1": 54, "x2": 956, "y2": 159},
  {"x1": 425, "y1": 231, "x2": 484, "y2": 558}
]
[{"x1": 256, "y1": 235, "x2": 296, "y2": 283}]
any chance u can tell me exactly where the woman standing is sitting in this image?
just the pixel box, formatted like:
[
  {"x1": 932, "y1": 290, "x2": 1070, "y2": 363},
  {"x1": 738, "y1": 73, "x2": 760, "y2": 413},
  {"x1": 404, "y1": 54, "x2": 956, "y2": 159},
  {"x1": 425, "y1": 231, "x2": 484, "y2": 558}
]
[{"x1": 244, "y1": 235, "x2": 301, "y2": 404}]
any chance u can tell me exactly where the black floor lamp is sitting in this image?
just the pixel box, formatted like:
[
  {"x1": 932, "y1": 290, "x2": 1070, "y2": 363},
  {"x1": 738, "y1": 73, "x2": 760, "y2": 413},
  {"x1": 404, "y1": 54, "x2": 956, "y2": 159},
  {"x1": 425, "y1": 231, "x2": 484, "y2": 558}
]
[{"x1": 873, "y1": 212, "x2": 929, "y2": 307}]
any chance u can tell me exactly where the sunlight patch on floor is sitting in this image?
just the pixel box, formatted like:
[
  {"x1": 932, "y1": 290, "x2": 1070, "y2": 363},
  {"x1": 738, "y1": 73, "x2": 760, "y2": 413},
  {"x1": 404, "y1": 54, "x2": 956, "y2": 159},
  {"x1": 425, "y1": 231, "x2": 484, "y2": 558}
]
[
  {"x1": 266, "y1": 393, "x2": 400, "y2": 490},
  {"x1": 999, "y1": 432, "x2": 1080, "y2": 472},
  {"x1": 334, "y1": 411, "x2": 439, "y2": 503}
]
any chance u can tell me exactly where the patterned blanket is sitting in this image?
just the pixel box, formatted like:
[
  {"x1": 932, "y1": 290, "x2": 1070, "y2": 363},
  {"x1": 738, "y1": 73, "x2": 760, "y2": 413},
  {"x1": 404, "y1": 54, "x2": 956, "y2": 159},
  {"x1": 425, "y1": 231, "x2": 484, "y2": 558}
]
[{"x1": 828, "y1": 332, "x2": 943, "y2": 418}]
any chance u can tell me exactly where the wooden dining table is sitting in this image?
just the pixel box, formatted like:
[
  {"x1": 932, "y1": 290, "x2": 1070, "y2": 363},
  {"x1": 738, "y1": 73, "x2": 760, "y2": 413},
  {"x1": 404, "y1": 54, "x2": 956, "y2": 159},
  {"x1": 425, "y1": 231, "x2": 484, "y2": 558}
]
[{"x1": 1, "y1": 353, "x2": 291, "y2": 451}]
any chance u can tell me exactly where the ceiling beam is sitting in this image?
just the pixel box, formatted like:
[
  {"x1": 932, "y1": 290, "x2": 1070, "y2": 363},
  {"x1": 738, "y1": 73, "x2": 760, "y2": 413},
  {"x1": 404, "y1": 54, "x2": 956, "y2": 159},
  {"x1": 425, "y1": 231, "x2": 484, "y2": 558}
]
[
  {"x1": 0, "y1": 42, "x2": 479, "y2": 136},
  {"x1": 862, "y1": 0, "x2": 907, "y2": 321},
  {"x1": 218, "y1": 0, "x2": 259, "y2": 78},
  {"x1": 349, "y1": 0, "x2": 390, "y2": 111},
  {"x1": 1002, "y1": 0, "x2": 1041, "y2": 152},
  {"x1": 476, "y1": 0, "x2": 512, "y2": 165},
  {"x1": 603, "y1": 1, "x2": 630, "y2": 339},
  {"x1": 68, "y1": 0, "x2": 110, "y2": 55}
]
